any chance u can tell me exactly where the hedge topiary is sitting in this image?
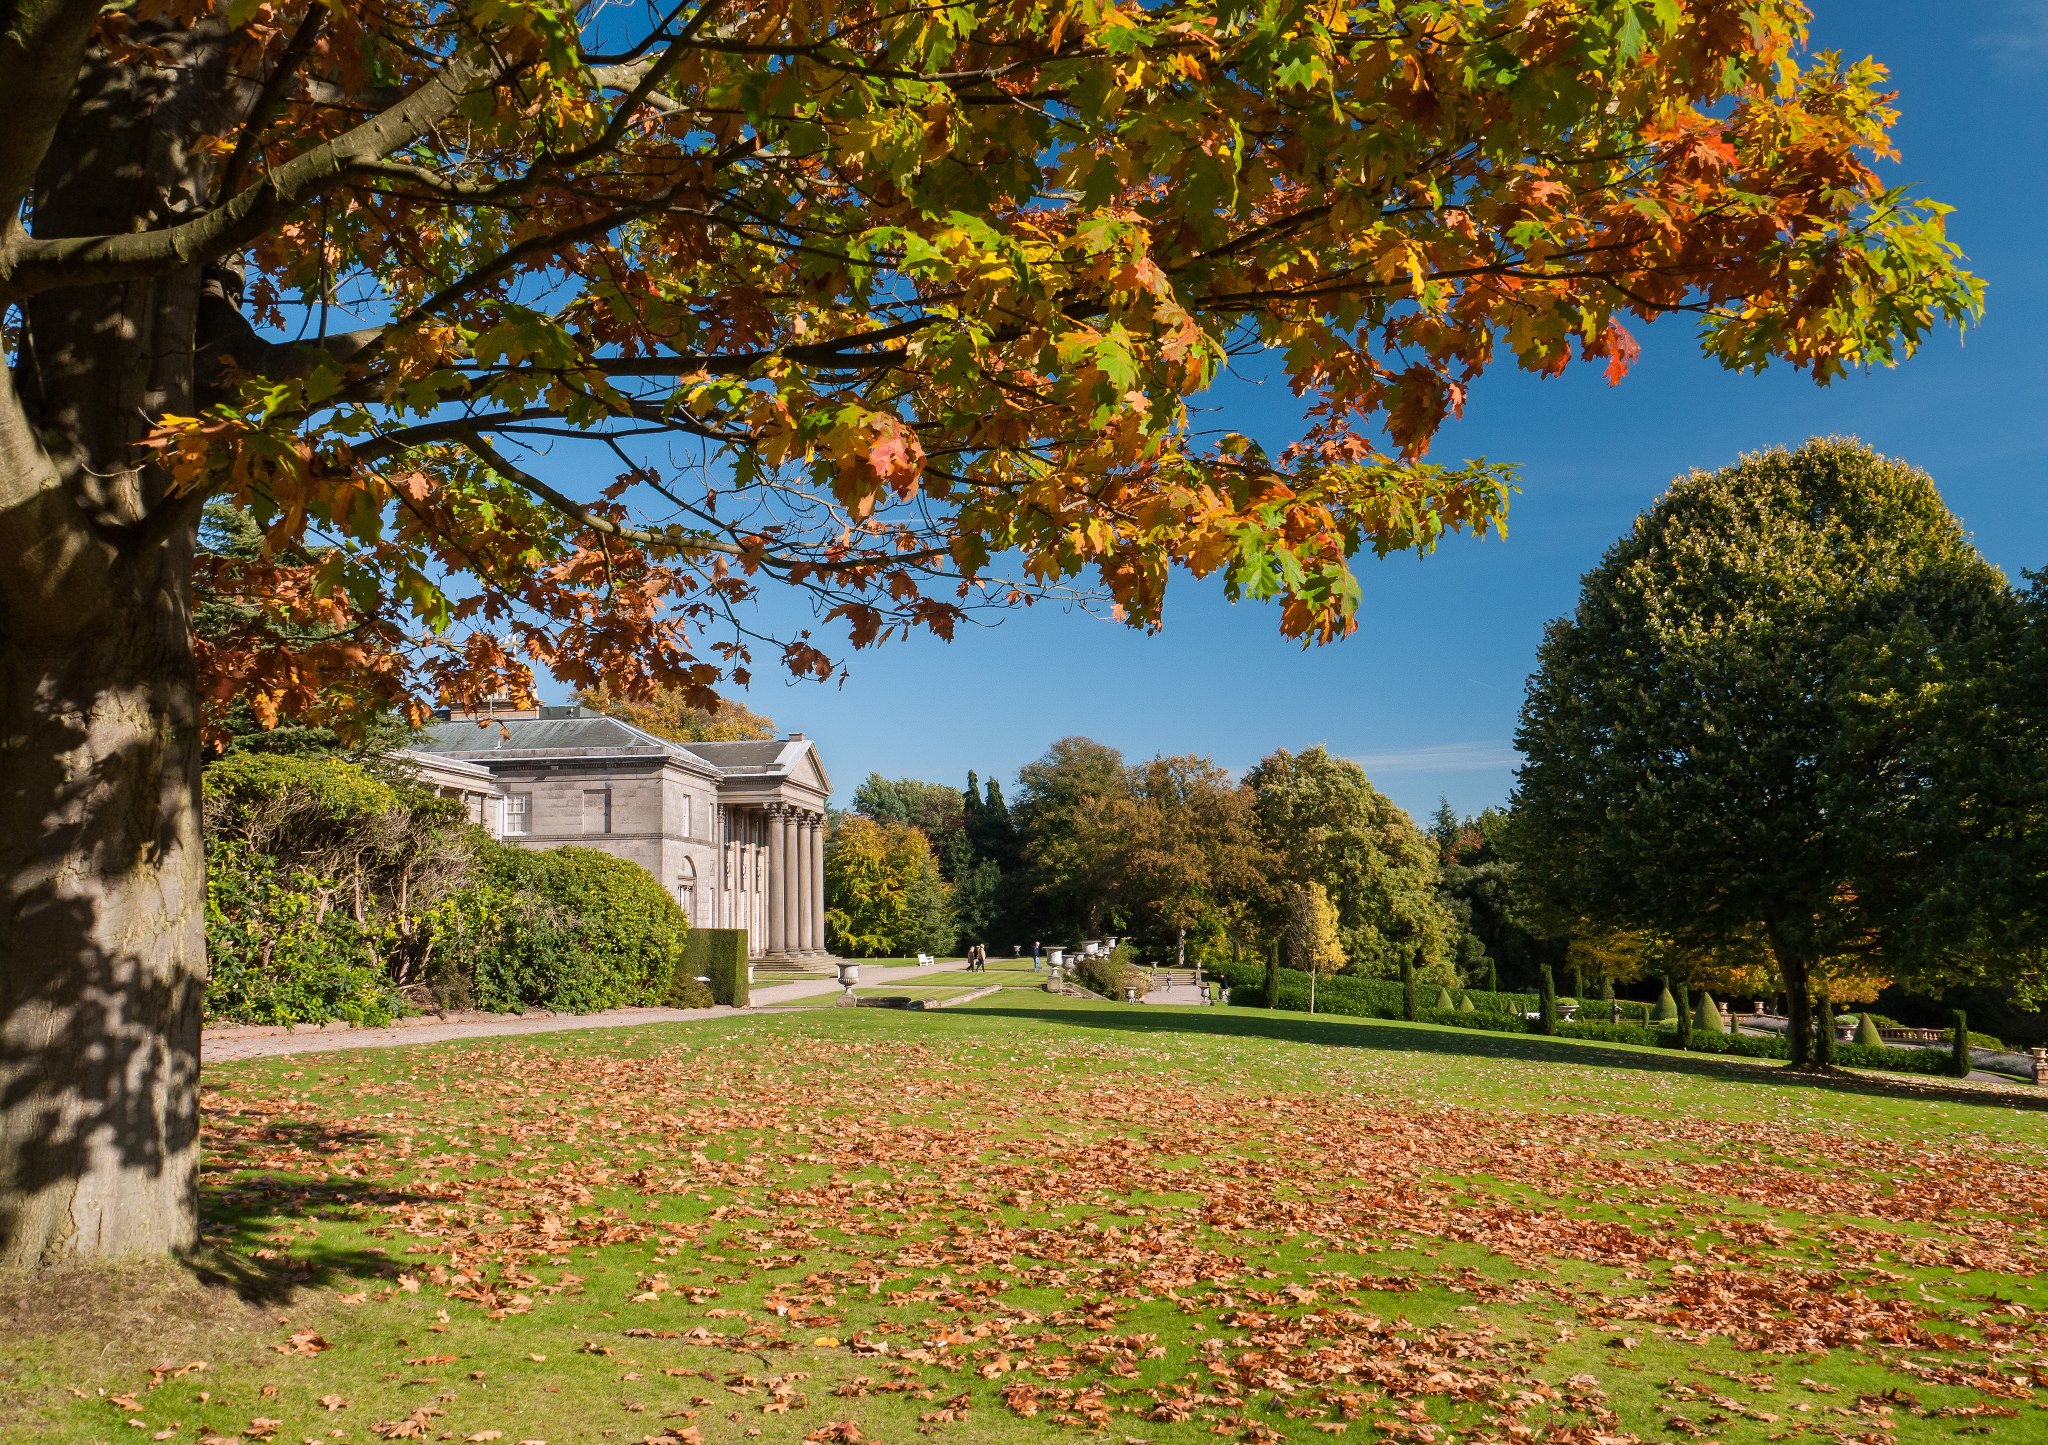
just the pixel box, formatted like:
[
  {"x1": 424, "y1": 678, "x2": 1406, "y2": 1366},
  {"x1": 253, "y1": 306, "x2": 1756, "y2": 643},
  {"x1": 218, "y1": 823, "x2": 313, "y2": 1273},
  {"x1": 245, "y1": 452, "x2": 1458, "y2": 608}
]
[
  {"x1": 1694, "y1": 990, "x2": 1726, "y2": 1035},
  {"x1": 1434, "y1": 986, "x2": 1454, "y2": 1012},
  {"x1": 1400, "y1": 951, "x2": 1418, "y2": 1021},
  {"x1": 1654, "y1": 984, "x2": 1678, "y2": 1023},
  {"x1": 1457, "y1": 994, "x2": 1477, "y2": 1014},
  {"x1": 1950, "y1": 1009, "x2": 1972, "y2": 1078},
  {"x1": 1855, "y1": 1013, "x2": 1884, "y2": 1048},
  {"x1": 680, "y1": 928, "x2": 749, "y2": 1007},
  {"x1": 1537, "y1": 965, "x2": 1558, "y2": 1035}
]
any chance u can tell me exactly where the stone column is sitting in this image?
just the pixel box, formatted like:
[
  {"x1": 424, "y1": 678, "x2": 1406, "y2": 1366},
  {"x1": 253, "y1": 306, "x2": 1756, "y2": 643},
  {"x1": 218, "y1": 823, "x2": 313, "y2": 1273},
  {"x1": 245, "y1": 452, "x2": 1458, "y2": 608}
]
[
  {"x1": 802, "y1": 810, "x2": 819, "y2": 945},
  {"x1": 765, "y1": 806, "x2": 786, "y2": 955},
  {"x1": 809, "y1": 812, "x2": 827, "y2": 955},
  {"x1": 793, "y1": 815, "x2": 812, "y2": 953},
  {"x1": 779, "y1": 807, "x2": 800, "y2": 953}
]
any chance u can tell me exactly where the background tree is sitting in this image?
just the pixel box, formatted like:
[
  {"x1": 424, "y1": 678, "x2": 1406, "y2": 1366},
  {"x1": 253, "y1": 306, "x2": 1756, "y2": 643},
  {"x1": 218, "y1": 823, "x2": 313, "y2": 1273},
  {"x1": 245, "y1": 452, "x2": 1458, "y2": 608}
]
[
  {"x1": 1077, "y1": 754, "x2": 1269, "y2": 963},
  {"x1": 1433, "y1": 803, "x2": 1561, "y2": 989},
  {"x1": 851, "y1": 775, "x2": 968, "y2": 858},
  {"x1": 1245, "y1": 747, "x2": 1456, "y2": 982},
  {"x1": 823, "y1": 817, "x2": 953, "y2": 960},
  {"x1": 1284, "y1": 883, "x2": 1345, "y2": 1013},
  {"x1": 1, "y1": 0, "x2": 1981, "y2": 1264},
  {"x1": 1514, "y1": 440, "x2": 2025, "y2": 1069},
  {"x1": 578, "y1": 686, "x2": 775, "y2": 743},
  {"x1": 1012, "y1": 738, "x2": 1131, "y2": 940}
]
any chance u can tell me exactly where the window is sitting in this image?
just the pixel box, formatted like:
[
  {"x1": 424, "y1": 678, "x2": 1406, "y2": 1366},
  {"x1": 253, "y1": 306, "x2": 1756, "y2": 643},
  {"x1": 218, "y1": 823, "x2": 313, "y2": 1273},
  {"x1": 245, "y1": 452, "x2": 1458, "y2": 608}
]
[
  {"x1": 582, "y1": 788, "x2": 612, "y2": 835},
  {"x1": 680, "y1": 795, "x2": 692, "y2": 839},
  {"x1": 505, "y1": 793, "x2": 533, "y2": 836}
]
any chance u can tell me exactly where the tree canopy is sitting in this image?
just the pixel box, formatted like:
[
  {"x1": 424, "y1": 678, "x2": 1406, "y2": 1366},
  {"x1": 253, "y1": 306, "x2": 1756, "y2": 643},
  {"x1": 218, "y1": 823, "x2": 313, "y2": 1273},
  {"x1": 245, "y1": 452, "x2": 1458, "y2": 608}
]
[
  {"x1": 9, "y1": 0, "x2": 1982, "y2": 730},
  {"x1": 1512, "y1": 438, "x2": 2036, "y2": 1068},
  {"x1": 0, "y1": 0, "x2": 1985, "y2": 1266},
  {"x1": 578, "y1": 685, "x2": 776, "y2": 742},
  {"x1": 1244, "y1": 745, "x2": 1455, "y2": 976},
  {"x1": 822, "y1": 815, "x2": 954, "y2": 958}
]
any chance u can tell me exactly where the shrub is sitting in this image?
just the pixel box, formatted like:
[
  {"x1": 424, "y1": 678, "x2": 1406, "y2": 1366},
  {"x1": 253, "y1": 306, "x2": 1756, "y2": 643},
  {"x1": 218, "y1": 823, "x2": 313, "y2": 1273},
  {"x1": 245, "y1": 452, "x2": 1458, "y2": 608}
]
[
  {"x1": 1654, "y1": 985, "x2": 1679, "y2": 1023},
  {"x1": 1433, "y1": 986, "x2": 1455, "y2": 1011},
  {"x1": 1073, "y1": 943, "x2": 1146, "y2": 1000},
  {"x1": 456, "y1": 843, "x2": 688, "y2": 1012},
  {"x1": 1951, "y1": 1009, "x2": 1972, "y2": 1078},
  {"x1": 1854, "y1": 1013, "x2": 1884, "y2": 1048},
  {"x1": 1457, "y1": 994, "x2": 1477, "y2": 1014},
  {"x1": 205, "y1": 840, "x2": 399, "y2": 1026},
  {"x1": 1537, "y1": 965, "x2": 1558, "y2": 1035},
  {"x1": 672, "y1": 979, "x2": 717, "y2": 1009},
  {"x1": 1694, "y1": 991, "x2": 1726, "y2": 1035}
]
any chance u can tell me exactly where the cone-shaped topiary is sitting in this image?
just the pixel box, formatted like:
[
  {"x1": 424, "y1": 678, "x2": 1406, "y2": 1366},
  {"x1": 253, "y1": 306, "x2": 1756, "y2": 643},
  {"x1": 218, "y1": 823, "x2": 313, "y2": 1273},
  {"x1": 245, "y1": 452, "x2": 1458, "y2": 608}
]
[
  {"x1": 1458, "y1": 995, "x2": 1476, "y2": 1014},
  {"x1": 1694, "y1": 990, "x2": 1725, "y2": 1034},
  {"x1": 1950, "y1": 1009, "x2": 1972, "y2": 1078},
  {"x1": 1655, "y1": 984, "x2": 1679, "y2": 1022},
  {"x1": 1855, "y1": 1013, "x2": 1884, "y2": 1048},
  {"x1": 1538, "y1": 965, "x2": 1559, "y2": 1035},
  {"x1": 1434, "y1": 986, "x2": 1454, "y2": 1011}
]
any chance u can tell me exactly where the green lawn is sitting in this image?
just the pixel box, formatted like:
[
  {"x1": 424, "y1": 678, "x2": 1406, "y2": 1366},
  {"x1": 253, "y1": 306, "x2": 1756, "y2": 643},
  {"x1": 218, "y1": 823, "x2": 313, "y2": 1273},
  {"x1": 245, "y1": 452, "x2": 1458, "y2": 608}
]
[{"x1": 7, "y1": 996, "x2": 2047, "y2": 1445}]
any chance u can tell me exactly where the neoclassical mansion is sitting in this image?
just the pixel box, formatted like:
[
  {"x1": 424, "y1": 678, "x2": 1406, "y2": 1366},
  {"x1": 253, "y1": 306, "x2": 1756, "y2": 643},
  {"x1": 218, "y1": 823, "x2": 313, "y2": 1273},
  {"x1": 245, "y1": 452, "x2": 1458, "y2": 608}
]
[{"x1": 400, "y1": 705, "x2": 831, "y2": 964}]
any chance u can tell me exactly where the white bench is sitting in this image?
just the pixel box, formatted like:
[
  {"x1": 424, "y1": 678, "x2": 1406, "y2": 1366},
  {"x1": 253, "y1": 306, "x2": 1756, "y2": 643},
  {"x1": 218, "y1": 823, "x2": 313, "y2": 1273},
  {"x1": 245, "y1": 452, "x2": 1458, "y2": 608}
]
[{"x1": 916, "y1": 954, "x2": 936, "y2": 967}]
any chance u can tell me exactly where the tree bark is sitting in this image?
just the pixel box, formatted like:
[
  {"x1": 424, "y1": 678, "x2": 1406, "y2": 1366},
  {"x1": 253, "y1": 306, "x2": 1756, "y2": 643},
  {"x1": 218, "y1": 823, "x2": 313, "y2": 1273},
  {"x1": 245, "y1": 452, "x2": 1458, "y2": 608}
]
[
  {"x1": 0, "y1": 22, "x2": 225, "y2": 1265},
  {"x1": 1777, "y1": 940, "x2": 1817, "y2": 1071},
  {"x1": 0, "y1": 569, "x2": 205, "y2": 1267}
]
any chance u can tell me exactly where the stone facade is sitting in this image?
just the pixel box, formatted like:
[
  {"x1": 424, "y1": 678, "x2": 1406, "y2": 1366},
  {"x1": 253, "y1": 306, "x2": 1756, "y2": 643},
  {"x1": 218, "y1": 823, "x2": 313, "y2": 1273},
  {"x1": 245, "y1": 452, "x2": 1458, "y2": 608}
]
[{"x1": 398, "y1": 707, "x2": 831, "y2": 963}]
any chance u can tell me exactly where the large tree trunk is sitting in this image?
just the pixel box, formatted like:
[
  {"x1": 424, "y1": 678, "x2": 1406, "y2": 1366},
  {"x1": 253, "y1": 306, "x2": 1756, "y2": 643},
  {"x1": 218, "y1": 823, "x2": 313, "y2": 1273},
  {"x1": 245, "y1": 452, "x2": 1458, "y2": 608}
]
[
  {"x1": 0, "y1": 22, "x2": 224, "y2": 1266},
  {"x1": 0, "y1": 558, "x2": 206, "y2": 1267},
  {"x1": 1776, "y1": 938, "x2": 1817, "y2": 1071}
]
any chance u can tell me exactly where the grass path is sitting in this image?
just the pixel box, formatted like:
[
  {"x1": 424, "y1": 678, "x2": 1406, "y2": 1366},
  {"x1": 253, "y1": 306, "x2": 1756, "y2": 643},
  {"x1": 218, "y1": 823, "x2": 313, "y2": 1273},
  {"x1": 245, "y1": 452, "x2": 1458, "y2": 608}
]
[{"x1": 7, "y1": 995, "x2": 2046, "y2": 1445}]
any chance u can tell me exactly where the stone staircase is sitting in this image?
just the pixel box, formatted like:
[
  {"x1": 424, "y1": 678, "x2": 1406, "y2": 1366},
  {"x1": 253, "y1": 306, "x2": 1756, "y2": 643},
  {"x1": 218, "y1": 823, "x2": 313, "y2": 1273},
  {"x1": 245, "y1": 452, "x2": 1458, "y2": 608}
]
[{"x1": 751, "y1": 957, "x2": 836, "y2": 981}]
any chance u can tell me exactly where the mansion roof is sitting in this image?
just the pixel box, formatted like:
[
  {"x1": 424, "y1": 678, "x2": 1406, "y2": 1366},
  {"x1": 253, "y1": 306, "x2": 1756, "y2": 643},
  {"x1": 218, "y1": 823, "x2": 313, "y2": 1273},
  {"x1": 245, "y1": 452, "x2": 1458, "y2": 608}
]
[{"x1": 406, "y1": 710, "x2": 831, "y2": 795}]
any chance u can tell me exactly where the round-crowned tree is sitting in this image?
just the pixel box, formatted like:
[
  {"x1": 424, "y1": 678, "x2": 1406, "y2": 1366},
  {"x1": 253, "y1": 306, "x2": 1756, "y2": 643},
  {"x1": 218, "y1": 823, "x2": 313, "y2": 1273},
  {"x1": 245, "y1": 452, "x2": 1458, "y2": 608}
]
[{"x1": 1513, "y1": 439, "x2": 2020, "y2": 1069}]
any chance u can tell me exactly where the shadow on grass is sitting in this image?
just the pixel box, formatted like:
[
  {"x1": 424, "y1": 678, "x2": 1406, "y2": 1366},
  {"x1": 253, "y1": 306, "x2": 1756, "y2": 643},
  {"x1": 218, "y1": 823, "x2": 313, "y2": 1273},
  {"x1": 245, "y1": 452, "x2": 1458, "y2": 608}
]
[
  {"x1": 196, "y1": 1116, "x2": 427, "y2": 1305},
  {"x1": 947, "y1": 1003, "x2": 2048, "y2": 1115}
]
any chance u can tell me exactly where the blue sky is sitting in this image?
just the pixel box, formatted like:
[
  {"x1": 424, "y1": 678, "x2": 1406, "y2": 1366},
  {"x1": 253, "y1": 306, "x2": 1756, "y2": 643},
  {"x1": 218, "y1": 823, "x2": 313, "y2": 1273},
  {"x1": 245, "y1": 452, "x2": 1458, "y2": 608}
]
[{"x1": 676, "y1": 2, "x2": 2048, "y2": 820}]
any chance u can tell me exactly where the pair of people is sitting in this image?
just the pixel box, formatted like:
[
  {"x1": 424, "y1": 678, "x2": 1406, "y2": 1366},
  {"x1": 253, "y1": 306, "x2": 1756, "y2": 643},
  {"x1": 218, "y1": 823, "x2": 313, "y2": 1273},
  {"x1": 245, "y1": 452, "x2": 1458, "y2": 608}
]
[{"x1": 965, "y1": 942, "x2": 988, "y2": 971}]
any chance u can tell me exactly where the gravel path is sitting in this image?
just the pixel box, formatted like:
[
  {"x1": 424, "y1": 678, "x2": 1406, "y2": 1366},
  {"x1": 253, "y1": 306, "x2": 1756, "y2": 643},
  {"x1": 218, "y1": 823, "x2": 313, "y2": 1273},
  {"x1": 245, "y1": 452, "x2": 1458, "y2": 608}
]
[{"x1": 200, "y1": 960, "x2": 949, "y2": 1063}]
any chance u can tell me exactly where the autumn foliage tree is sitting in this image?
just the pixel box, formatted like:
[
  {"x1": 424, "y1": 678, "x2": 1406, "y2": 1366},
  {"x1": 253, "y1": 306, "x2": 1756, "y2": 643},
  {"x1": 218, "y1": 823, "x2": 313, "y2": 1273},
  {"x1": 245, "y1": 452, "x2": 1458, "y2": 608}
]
[
  {"x1": 577, "y1": 686, "x2": 775, "y2": 743},
  {"x1": 1, "y1": 0, "x2": 1980, "y2": 1262}
]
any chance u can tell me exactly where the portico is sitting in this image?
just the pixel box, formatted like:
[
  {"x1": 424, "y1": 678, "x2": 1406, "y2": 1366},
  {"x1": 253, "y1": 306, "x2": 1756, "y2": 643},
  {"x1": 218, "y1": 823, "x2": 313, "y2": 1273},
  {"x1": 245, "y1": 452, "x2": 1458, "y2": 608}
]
[{"x1": 402, "y1": 710, "x2": 833, "y2": 965}]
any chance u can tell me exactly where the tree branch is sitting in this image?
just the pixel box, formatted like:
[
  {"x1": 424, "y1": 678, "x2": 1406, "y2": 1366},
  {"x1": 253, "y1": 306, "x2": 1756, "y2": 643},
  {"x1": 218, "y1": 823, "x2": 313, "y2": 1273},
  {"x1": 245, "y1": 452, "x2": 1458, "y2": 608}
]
[
  {"x1": 0, "y1": 43, "x2": 513, "y2": 301},
  {"x1": 216, "y1": 3, "x2": 328, "y2": 203}
]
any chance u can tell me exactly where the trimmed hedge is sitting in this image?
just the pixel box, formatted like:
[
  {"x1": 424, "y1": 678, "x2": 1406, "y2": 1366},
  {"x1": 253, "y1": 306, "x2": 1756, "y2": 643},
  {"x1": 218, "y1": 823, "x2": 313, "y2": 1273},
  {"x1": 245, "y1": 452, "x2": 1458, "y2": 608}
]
[
  {"x1": 1212, "y1": 958, "x2": 1540, "y2": 1019},
  {"x1": 1215, "y1": 956, "x2": 1958, "y2": 1076},
  {"x1": 679, "y1": 928, "x2": 749, "y2": 1007}
]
